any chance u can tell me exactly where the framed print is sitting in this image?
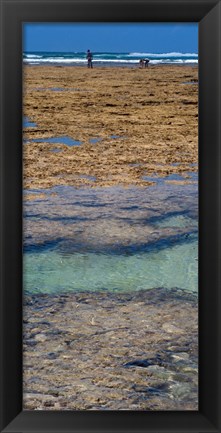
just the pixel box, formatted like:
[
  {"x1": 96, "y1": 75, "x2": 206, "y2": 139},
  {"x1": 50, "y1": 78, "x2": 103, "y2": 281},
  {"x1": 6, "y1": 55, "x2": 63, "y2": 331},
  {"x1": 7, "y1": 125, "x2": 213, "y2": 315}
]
[{"x1": 0, "y1": 0, "x2": 221, "y2": 432}]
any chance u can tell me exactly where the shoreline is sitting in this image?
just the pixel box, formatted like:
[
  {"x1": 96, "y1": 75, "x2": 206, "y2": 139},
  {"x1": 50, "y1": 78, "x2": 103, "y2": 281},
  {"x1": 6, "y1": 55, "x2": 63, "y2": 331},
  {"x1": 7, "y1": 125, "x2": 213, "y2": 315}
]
[{"x1": 24, "y1": 62, "x2": 198, "y2": 68}]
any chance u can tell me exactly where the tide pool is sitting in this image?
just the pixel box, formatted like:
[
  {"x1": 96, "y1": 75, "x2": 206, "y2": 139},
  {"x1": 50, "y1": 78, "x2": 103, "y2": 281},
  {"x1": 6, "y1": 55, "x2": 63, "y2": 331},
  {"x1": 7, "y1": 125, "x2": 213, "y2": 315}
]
[
  {"x1": 23, "y1": 181, "x2": 198, "y2": 295},
  {"x1": 23, "y1": 233, "x2": 197, "y2": 294},
  {"x1": 24, "y1": 136, "x2": 82, "y2": 146}
]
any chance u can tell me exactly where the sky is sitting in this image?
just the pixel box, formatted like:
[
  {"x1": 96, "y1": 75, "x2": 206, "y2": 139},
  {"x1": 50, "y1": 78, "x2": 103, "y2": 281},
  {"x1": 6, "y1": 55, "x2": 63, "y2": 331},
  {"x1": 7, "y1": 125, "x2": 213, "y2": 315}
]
[{"x1": 23, "y1": 23, "x2": 198, "y2": 53}]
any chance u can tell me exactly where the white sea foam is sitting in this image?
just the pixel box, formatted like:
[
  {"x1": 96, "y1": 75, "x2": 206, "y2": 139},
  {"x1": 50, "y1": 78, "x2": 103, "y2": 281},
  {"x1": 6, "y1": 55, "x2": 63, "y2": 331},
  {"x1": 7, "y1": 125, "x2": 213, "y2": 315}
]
[
  {"x1": 23, "y1": 57, "x2": 86, "y2": 63},
  {"x1": 25, "y1": 54, "x2": 42, "y2": 58},
  {"x1": 24, "y1": 58, "x2": 139, "y2": 64},
  {"x1": 128, "y1": 52, "x2": 198, "y2": 58},
  {"x1": 24, "y1": 58, "x2": 198, "y2": 65},
  {"x1": 23, "y1": 52, "x2": 198, "y2": 65}
]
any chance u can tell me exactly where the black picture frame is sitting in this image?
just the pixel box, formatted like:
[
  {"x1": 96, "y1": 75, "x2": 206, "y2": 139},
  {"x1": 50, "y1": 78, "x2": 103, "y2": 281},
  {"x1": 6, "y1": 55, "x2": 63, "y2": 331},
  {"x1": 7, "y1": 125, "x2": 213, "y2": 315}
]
[{"x1": 0, "y1": 0, "x2": 221, "y2": 432}]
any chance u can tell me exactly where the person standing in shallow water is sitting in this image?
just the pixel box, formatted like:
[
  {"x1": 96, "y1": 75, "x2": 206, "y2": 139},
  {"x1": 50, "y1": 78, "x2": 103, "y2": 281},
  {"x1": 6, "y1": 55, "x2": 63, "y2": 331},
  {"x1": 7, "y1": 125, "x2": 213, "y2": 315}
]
[{"x1": 86, "y1": 49, "x2": 93, "y2": 68}]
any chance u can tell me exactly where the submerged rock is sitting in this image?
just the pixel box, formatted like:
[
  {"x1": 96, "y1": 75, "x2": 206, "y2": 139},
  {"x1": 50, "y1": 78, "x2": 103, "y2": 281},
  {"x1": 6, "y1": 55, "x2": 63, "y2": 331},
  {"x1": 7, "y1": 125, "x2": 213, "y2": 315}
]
[
  {"x1": 23, "y1": 288, "x2": 198, "y2": 411},
  {"x1": 124, "y1": 359, "x2": 153, "y2": 368}
]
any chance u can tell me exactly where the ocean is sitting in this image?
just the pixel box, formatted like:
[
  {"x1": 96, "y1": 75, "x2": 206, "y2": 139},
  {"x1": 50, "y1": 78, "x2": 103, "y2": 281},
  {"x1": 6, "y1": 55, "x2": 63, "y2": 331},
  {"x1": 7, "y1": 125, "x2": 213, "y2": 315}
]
[{"x1": 23, "y1": 51, "x2": 198, "y2": 66}]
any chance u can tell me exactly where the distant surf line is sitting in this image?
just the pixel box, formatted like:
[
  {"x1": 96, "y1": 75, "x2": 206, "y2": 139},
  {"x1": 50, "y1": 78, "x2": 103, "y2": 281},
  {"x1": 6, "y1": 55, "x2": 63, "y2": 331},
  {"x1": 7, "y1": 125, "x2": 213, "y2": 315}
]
[{"x1": 23, "y1": 51, "x2": 198, "y2": 66}]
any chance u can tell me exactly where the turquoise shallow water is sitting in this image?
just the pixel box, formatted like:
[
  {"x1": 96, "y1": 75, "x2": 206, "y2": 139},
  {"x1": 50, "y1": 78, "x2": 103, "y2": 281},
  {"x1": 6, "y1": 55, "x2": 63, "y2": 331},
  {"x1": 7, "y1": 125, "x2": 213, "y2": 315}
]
[
  {"x1": 24, "y1": 234, "x2": 197, "y2": 294},
  {"x1": 23, "y1": 180, "x2": 198, "y2": 295}
]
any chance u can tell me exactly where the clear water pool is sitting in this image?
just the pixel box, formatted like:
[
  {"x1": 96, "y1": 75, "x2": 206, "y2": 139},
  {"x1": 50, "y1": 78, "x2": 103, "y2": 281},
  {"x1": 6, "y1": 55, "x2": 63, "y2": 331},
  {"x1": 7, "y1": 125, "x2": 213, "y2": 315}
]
[{"x1": 23, "y1": 181, "x2": 198, "y2": 295}]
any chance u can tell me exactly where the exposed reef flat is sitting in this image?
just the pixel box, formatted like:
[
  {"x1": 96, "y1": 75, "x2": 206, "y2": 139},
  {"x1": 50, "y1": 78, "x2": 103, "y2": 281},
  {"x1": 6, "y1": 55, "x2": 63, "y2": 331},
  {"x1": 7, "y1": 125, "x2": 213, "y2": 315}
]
[{"x1": 23, "y1": 65, "x2": 198, "y2": 189}]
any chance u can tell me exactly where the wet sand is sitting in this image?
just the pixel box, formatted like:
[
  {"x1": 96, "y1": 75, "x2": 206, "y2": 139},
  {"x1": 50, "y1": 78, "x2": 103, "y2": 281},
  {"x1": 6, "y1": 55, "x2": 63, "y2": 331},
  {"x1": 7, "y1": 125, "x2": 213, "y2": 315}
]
[
  {"x1": 23, "y1": 65, "x2": 198, "y2": 189},
  {"x1": 23, "y1": 288, "x2": 198, "y2": 411}
]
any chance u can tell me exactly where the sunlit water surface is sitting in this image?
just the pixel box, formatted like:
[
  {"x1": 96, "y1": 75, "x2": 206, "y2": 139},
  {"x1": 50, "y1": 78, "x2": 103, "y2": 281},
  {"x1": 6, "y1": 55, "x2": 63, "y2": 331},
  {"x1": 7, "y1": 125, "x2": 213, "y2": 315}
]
[{"x1": 23, "y1": 179, "x2": 198, "y2": 294}]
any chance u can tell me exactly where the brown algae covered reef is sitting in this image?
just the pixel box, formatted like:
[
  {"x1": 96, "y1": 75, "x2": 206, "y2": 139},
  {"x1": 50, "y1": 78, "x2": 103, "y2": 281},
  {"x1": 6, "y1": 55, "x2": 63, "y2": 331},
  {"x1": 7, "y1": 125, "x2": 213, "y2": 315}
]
[{"x1": 23, "y1": 65, "x2": 198, "y2": 190}]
